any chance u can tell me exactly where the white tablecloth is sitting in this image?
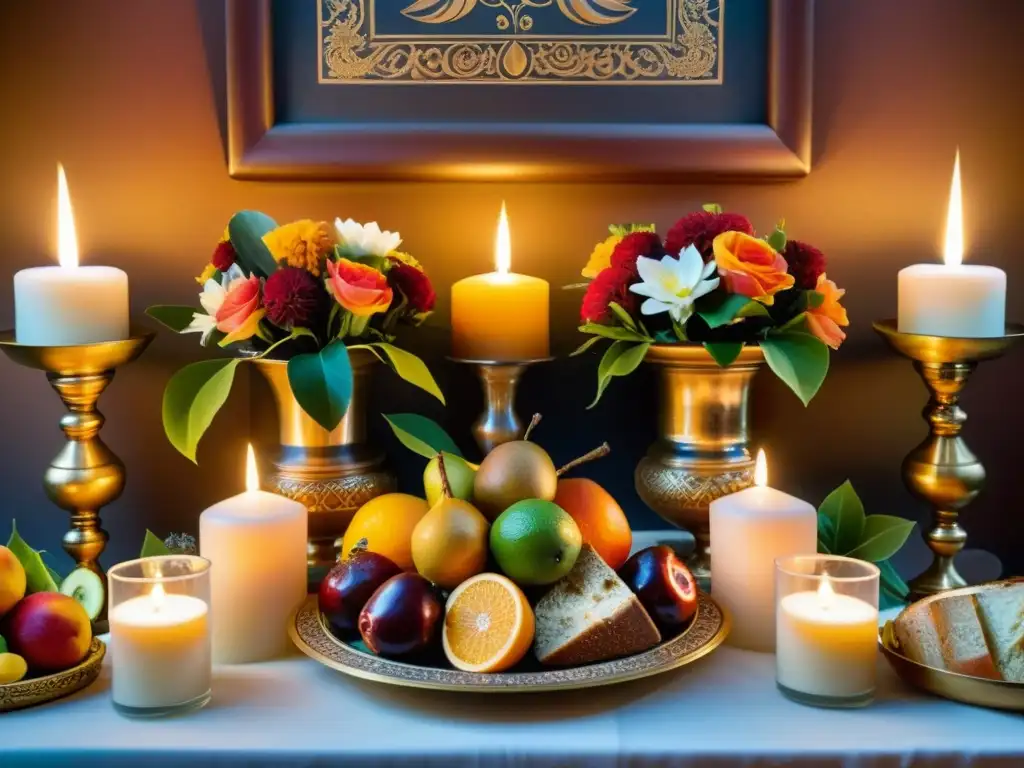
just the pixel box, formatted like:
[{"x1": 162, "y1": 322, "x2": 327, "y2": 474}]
[{"x1": 2, "y1": 533, "x2": 1022, "y2": 767}]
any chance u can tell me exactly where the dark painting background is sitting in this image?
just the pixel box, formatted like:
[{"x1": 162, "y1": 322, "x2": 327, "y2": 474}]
[{"x1": 0, "y1": 0, "x2": 1022, "y2": 579}]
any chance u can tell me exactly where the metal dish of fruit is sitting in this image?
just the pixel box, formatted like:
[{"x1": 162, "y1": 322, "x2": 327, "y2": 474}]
[
  {"x1": 290, "y1": 544, "x2": 730, "y2": 693},
  {"x1": 880, "y1": 580, "x2": 1024, "y2": 712},
  {"x1": 0, "y1": 638, "x2": 105, "y2": 712}
]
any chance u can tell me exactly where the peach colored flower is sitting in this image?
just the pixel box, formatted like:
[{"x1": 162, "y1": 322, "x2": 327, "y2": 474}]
[
  {"x1": 325, "y1": 258, "x2": 393, "y2": 317},
  {"x1": 713, "y1": 231, "x2": 795, "y2": 305},
  {"x1": 216, "y1": 273, "x2": 265, "y2": 345},
  {"x1": 806, "y1": 273, "x2": 849, "y2": 350}
]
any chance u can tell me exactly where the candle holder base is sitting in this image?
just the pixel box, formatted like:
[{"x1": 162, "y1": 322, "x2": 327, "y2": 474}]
[
  {"x1": 113, "y1": 689, "x2": 211, "y2": 719},
  {"x1": 448, "y1": 357, "x2": 553, "y2": 456},
  {"x1": 0, "y1": 328, "x2": 154, "y2": 627},
  {"x1": 776, "y1": 683, "x2": 874, "y2": 709},
  {"x1": 873, "y1": 320, "x2": 1024, "y2": 601}
]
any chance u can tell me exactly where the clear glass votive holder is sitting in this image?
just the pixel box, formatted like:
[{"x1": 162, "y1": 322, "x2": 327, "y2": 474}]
[
  {"x1": 108, "y1": 555, "x2": 212, "y2": 718},
  {"x1": 775, "y1": 555, "x2": 880, "y2": 708}
]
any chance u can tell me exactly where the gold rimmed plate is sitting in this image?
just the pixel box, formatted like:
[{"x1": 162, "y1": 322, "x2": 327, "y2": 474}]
[
  {"x1": 880, "y1": 581, "x2": 1024, "y2": 712},
  {"x1": 290, "y1": 591, "x2": 729, "y2": 693},
  {"x1": 0, "y1": 638, "x2": 106, "y2": 712}
]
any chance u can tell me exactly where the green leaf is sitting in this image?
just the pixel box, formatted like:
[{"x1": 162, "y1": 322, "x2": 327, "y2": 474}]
[
  {"x1": 140, "y1": 530, "x2": 172, "y2": 559},
  {"x1": 704, "y1": 341, "x2": 744, "y2": 367},
  {"x1": 383, "y1": 414, "x2": 461, "y2": 460},
  {"x1": 817, "y1": 511, "x2": 837, "y2": 555},
  {"x1": 146, "y1": 305, "x2": 198, "y2": 333},
  {"x1": 804, "y1": 290, "x2": 825, "y2": 310},
  {"x1": 578, "y1": 323, "x2": 651, "y2": 343},
  {"x1": 653, "y1": 329, "x2": 676, "y2": 344},
  {"x1": 766, "y1": 223, "x2": 787, "y2": 253},
  {"x1": 818, "y1": 480, "x2": 866, "y2": 556},
  {"x1": 287, "y1": 340, "x2": 354, "y2": 432},
  {"x1": 162, "y1": 359, "x2": 241, "y2": 462},
  {"x1": 570, "y1": 336, "x2": 603, "y2": 357},
  {"x1": 588, "y1": 341, "x2": 650, "y2": 409},
  {"x1": 228, "y1": 210, "x2": 279, "y2": 278},
  {"x1": 7, "y1": 521, "x2": 59, "y2": 593},
  {"x1": 847, "y1": 515, "x2": 916, "y2": 563},
  {"x1": 761, "y1": 332, "x2": 830, "y2": 406},
  {"x1": 45, "y1": 564, "x2": 63, "y2": 586},
  {"x1": 351, "y1": 343, "x2": 444, "y2": 405},
  {"x1": 702, "y1": 203, "x2": 723, "y2": 214},
  {"x1": 697, "y1": 294, "x2": 752, "y2": 329},
  {"x1": 607, "y1": 302, "x2": 639, "y2": 332},
  {"x1": 777, "y1": 312, "x2": 809, "y2": 334},
  {"x1": 877, "y1": 558, "x2": 910, "y2": 609}
]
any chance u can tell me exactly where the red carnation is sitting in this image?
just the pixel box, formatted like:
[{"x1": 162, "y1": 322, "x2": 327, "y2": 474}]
[
  {"x1": 581, "y1": 266, "x2": 638, "y2": 325},
  {"x1": 212, "y1": 240, "x2": 237, "y2": 272},
  {"x1": 664, "y1": 211, "x2": 754, "y2": 261},
  {"x1": 610, "y1": 232, "x2": 664, "y2": 274},
  {"x1": 264, "y1": 267, "x2": 321, "y2": 329},
  {"x1": 783, "y1": 240, "x2": 827, "y2": 290},
  {"x1": 389, "y1": 263, "x2": 436, "y2": 314}
]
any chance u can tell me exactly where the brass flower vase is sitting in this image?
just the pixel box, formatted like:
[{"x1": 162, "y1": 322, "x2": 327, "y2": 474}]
[
  {"x1": 252, "y1": 350, "x2": 396, "y2": 590},
  {"x1": 634, "y1": 344, "x2": 764, "y2": 588}
]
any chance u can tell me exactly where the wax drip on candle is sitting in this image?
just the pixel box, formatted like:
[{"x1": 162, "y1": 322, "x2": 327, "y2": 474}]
[
  {"x1": 817, "y1": 573, "x2": 836, "y2": 611},
  {"x1": 496, "y1": 202, "x2": 511, "y2": 275},
  {"x1": 754, "y1": 448, "x2": 768, "y2": 487},
  {"x1": 246, "y1": 444, "x2": 259, "y2": 492},
  {"x1": 944, "y1": 150, "x2": 964, "y2": 266},
  {"x1": 57, "y1": 164, "x2": 79, "y2": 269}
]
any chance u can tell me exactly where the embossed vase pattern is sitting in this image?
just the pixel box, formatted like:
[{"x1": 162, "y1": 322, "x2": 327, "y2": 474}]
[
  {"x1": 253, "y1": 351, "x2": 396, "y2": 589},
  {"x1": 635, "y1": 345, "x2": 764, "y2": 587}
]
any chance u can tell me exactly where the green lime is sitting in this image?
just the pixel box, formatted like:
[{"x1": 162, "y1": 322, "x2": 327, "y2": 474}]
[{"x1": 490, "y1": 500, "x2": 582, "y2": 586}]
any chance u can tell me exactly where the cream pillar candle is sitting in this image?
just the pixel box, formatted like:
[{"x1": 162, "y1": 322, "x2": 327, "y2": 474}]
[
  {"x1": 898, "y1": 152, "x2": 1006, "y2": 338},
  {"x1": 451, "y1": 203, "x2": 549, "y2": 361},
  {"x1": 199, "y1": 445, "x2": 307, "y2": 663},
  {"x1": 709, "y1": 450, "x2": 817, "y2": 652},
  {"x1": 14, "y1": 165, "x2": 129, "y2": 345}
]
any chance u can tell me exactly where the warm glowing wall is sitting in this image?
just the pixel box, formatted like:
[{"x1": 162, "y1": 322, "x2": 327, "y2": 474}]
[{"x1": 1, "y1": 1, "x2": 1022, "y2": 574}]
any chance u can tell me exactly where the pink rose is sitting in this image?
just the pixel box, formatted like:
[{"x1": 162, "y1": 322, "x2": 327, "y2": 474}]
[{"x1": 216, "y1": 274, "x2": 265, "y2": 344}]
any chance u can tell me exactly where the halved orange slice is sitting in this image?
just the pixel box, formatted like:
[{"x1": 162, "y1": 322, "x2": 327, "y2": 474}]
[{"x1": 442, "y1": 573, "x2": 535, "y2": 673}]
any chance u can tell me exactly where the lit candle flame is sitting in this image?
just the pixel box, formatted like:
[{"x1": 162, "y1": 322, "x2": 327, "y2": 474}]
[
  {"x1": 944, "y1": 150, "x2": 963, "y2": 267},
  {"x1": 150, "y1": 582, "x2": 166, "y2": 610},
  {"x1": 57, "y1": 164, "x2": 79, "y2": 269},
  {"x1": 817, "y1": 572, "x2": 836, "y2": 609},
  {"x1": 246, "y1": 444, "x2": 260, "y2": 492},
  {"x1": 495, "y1": 202, "x2": 511, "y2": 275},
  {"x1": 754, "y1": 448, "x2": 768, "y2": 488}
]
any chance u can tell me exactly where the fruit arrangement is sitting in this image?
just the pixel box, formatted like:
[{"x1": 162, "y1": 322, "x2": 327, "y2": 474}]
[{"x1": 318, "y1": 418, "x2": 700, "y2": 674}]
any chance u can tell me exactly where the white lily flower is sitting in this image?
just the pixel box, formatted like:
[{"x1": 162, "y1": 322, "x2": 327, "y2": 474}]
[
  {"x1": 334, "y1": 218, "x2": 402, "y2": 258},
  {"x1": 182, "y1": 265, "x2": 247, "y2": 346},
  {"x1": 629, "y1": 245, "x2": 720, "y2": 325}
]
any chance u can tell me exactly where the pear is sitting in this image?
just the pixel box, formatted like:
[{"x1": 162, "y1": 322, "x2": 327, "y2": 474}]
[
  {"x1": 423, "y1": 452, "x2": 477, "y2": 508},
  {"x1": 411, "y1": 454, "x2": 490, "y2": 589}
]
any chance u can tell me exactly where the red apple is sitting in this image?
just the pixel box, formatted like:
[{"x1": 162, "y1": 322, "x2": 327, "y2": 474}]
[
  {"x1": 3, "y1": 592, "x2": 92, "y2": 672},
  {"x1": 619, "y1": 546, "x2": 698, "y2": 629},
  {"x1": 319, "y1": 550, "x2": 402, "y2": 636}
]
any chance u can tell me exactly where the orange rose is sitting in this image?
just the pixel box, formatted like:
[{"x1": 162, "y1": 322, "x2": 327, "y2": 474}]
[
  {"x1": 806, "y1": 273, "x2": 849, "y2": 350},
  {"x1": 713, "y1": 231, "x2": 795, "y2": 305},
  {"x1": 325, "y1": 258, "x2": 393, "y2": 317},
  {"x1": 216, "y1": 274, "x2": 265, "y2": 345}
]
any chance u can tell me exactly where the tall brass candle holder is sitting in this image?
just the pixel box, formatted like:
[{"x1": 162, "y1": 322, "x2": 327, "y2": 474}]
[
  {"x1": 0, "y1": 328, "x2": 154, "y2": 628},
  {"x1": 449, "y1": 357, "x2": 553, "y2": 455},
  {"x1": 874, "y1": 319, "x2": 1023, "y2": 600}
]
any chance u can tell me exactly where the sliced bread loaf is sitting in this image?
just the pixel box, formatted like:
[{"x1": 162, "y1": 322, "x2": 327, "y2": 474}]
[{"x1": 975, "y1": 582, "x2": 1024, "y2": 683}]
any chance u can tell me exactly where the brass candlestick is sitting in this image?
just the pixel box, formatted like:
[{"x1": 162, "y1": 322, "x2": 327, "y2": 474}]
[
  {"x1": 874, "y1": 320, "x2": 1023, "y2": 600},
  {"x1": 0, "y1": 329, "x2": 154, "y2": 628},
  {"x1": 449, "y1": 357, "x2": 553, "y2": 455}
]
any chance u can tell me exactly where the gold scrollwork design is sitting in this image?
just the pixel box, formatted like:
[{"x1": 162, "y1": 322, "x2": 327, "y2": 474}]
[{"x1": 320, "y1": 0, "x2": 721, "y2": 84}]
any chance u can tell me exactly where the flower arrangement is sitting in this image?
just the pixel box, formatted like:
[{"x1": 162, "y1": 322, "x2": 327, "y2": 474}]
[
  {"x1": 148, "y1": 212, "x2": 443, "y2": 461},
  {"x1": 574, "y1": 205, "x2": 849, "y2": 406}
]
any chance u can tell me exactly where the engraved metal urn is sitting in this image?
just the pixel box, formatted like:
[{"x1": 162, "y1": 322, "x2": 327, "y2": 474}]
[
  {"x1": 252, "y1": 350, "x2": 396, "y2": 590},
  {"x1": 634, "y1": 344, "x2": 764, "y2": 587}
]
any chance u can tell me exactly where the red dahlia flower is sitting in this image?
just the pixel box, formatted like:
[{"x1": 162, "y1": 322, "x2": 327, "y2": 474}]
[
  {"x1": 264, "y1": 267, "x2": 321, "y2": 329},
  {"x1": 782, "y1": 240, "x2": 827, "y2": 290},
  {"x1": 212, "y1": 240, "x2": 237, "y2": 272},
  {"x1": 389, "y1": 263, "x2": 436, "y2": 314},
  {"x1": 610, "y1": 232, "x2": 664, "y2": 273},
  {"x1": 664, "y1": 211, "x2": 754, "y2": 261},
  {"x1": 581, "y1": 266, "x2": 638, "y2": 325}
]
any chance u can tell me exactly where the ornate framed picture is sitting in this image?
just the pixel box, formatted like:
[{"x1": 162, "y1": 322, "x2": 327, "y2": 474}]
[{"x1": 227, "y1": 0, "x2": 813, "y2": 181}]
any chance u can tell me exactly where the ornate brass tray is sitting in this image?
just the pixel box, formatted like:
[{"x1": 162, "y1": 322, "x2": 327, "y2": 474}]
[
  {"x1": 880, "y1": 581, "x2": 1024, "y2": 712},
  {"x1": 290, "y1": 591, "x2": 729, "y2": 693},
  {"x1": 0, "y1": 638, "x2": 105, "y2": 712}
]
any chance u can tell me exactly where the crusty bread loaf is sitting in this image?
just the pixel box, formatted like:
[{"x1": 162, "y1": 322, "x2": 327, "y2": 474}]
[
  {"x1": 534, "y1": 545, "x2": 661, "y2": 666},
  {"x1": 894, "y1": 582, "x2": 1024, "y2": 682}
]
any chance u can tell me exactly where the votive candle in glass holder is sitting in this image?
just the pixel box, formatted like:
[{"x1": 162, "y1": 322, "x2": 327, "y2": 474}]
[
  {"x1": 775, "y1": 555, "x2": 880, "y2": 708},
  {"x1": 108, "y1": 555, "x2": 212, "y2": 718}
]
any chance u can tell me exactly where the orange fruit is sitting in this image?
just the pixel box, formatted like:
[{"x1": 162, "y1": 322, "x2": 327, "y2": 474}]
[
  {"x1": 442, "y1": 573, "x2": 534, "y2": 673},
  {"x1": 553, "y1": 478, "x2": 632, "y2": 570},
  {"x1": 341, "y1": 493, "x2": 429, "y2": 571}
]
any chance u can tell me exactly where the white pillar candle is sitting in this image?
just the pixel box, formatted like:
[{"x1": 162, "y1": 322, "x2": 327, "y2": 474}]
[
  {"x1": 709, "y1": 450, "x2": 817, "y2": 652},
  {"x1": 200, "y1": 445, "x2": 307, "y2": 663},
  {"x1": 109, "y1": 585, "x2": 210, "y2": 710},
  {"x1": 14, "y1": 165, "x2": 129, "y2": 345},
  {"x1": 776, "y1": 577, "x2": 878, "y2": 700},
  {"x1": 897, "y1": 152, "x2": 1006, "y2": 338}
]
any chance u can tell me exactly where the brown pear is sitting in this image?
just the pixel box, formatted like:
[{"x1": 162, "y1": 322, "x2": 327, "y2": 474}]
[{"x1": 473, "y1": 441, "x2": 558, "y2": 521}]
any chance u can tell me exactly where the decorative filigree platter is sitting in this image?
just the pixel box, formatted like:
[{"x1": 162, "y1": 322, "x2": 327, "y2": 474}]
[
  {"x1": 290, "y1": 591, "x2": 728, "y2": 692},
  {"x1": 0, "y1": 638, "x2": 105, "y2": 712}
]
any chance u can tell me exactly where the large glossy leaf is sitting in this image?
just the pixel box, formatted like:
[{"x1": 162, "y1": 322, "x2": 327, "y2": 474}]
[
  {"x1": 383, "y1": 414, "x2": 462, "y2": 459},
  {"x1": 228, "y1": 210, "x2": 279, "y2": 278},
  {"x1": 761, "y1": 332, "x2": 830, "y2": 406},
  {"x1": 146, "y1": 305, "x2": 198, "y2": 333},
  {"x1": 817, "y1": 511, "x2": 836, "y2": 554},
  {"x1": 877, "y1": 558, "x2": 910, "y2": 610},
  {"x1": 578, "y1": 323, "x2": 651, "y2": 343},
  {"x1": 818, "y1": 480, "x2": 865, "y2": 556},
  {"x1": 704, "y1": 341, "x2": 744, "y2": 367},
  {"x1": 352, "y1": 343, "x2": 444, "y2": 404},
  {"x1": 588, "y1": 341, "x2": 650, "y2": 409},
  {"x1": 162, "y1": 359, "x2": 241, "y2": 462},
  {"x1": 287, "y1": 340, "x2": 353, "y2": 432},
  {"x1": 847, "y1": 515, "x2": 916, "y2": 563},
  {"x1": 140, "y1": 530, "x2": 172, "y2": 559},
  {"x1": 7, "y1": 521, "x2": 59, "y2": 593},
  {"x1": 697, "y1": 294, "x2": 767, "y2": 329}
]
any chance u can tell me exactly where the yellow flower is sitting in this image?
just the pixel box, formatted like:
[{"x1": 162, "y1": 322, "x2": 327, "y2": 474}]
[
  {"x1": 582, "y1": 234, "x2": 623, "y2": 279},
  {"x1": 262, "y1": 220, "x2": 336, "y2": 277},
  {"x1": 387, "y1": 250, "x2": 423, "y2": 270},
  {"x1": 195, "y1": 263, "x2": 217, "y2": 284}
]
